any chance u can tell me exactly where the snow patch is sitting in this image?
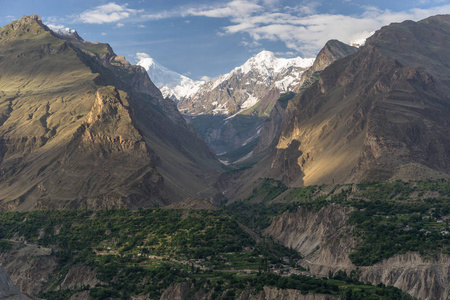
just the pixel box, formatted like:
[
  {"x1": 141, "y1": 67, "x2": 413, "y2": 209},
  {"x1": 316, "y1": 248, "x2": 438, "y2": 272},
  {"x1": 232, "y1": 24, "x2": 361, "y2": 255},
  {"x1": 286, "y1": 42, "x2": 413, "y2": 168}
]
[{"x1": 241, "y1": 94, "x2": 259, "y2": 110}]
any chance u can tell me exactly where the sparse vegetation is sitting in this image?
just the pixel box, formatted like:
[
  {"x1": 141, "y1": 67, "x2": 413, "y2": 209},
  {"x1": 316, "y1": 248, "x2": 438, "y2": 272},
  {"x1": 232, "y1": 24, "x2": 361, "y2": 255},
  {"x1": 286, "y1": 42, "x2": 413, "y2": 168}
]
[{"x1": 229, "y1": 178, "x2": 450, "y2": 266}]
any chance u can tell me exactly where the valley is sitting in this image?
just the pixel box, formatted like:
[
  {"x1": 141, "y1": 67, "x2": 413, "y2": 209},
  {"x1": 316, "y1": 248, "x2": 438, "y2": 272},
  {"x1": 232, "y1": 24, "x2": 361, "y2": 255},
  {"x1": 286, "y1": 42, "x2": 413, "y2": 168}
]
[{"x1": 0, "y1": 11, "x2": 449, "y2": 300}]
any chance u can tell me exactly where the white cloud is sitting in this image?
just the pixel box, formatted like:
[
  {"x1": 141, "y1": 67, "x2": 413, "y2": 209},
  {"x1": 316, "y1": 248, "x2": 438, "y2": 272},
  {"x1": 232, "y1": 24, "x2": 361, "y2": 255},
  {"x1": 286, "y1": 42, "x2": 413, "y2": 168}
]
[
  {"x1": 136, "y1": 52, "x2": 151, "y2": 61},
  {"x1": 138, "y1": 24, "x2": 146, "y2": 28},
  {"x1": 46, "y1": 24, "x2": 65, "y2": 31},
  {"x1": 275, "y1": 51, "x2": 296, "y2": 57},
  {"x1": 79, "y1": 2, "x2": 142, "y2": 24},
  {"x1": 116, "y1": 23, "x2": 125, "y2": 28},
  {"x1": 187, "y1": 0, "x2": 263, "y2": 18},
  {"x1": 188, "y1": 2, "x2": 450, "y2": 56},
  {"x1": 241, "y1": 39, "x2": 261, "y2": 48},
  {"x1": 74, "y1": 0, "x2": 450, "y2": 57}
]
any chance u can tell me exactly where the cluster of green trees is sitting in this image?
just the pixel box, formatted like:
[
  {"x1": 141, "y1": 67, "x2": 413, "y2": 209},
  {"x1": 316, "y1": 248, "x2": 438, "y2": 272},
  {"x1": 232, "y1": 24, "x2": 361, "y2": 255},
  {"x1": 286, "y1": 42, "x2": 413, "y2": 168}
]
[
  {"x1": 0, "y1": 209, "x2": 255, "y2": 261},
  {"x1": 348, "y1": 199, "x2": 449, "y2": 265}
]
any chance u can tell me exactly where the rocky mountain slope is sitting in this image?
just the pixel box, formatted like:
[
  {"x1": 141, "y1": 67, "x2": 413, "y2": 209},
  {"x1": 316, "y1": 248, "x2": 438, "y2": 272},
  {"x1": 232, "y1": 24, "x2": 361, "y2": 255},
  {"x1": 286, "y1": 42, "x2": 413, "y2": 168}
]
[
  {"x1": 252, "y1": 41, "x2": 357, "y2": 160},
  {"x1": 178, "y1": 51, "x2": 314, "y2": 163},
  {"x1": 239, "y1": 15, "x2": 450, "y2": 187},
  {"x1": 0, "y1": 15, "x2": 221, "y2": 210},
  {"x1": 294, "y1": 40, "x2": 358, "y2": 93}
]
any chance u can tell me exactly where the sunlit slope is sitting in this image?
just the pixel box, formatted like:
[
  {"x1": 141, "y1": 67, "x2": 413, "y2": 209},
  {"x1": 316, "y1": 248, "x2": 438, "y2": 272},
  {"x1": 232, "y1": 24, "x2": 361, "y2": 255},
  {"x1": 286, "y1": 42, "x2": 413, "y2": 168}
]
[
  {"x1": 0, "y1": 15, "x2": 220, "y2": 210},
  {"x1": 266, "y1": 16, "x2": 450, "y2": 186}
]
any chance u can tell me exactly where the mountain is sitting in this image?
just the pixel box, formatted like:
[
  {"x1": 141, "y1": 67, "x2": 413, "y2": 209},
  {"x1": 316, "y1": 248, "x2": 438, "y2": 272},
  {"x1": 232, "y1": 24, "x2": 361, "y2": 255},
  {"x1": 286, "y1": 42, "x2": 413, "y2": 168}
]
[
  {"x1": 177, "y1": 51, "x2": 314, "y2": 164},
  {"x1": 252, "y1": 41, "x2": 358, "y2": 159},
  {"x1": 0, "y1": 15, "x2": 221, "y2": 210},
  {"x1": 178, "y1": 50, "x2": 314, "y2": 117},
  {"x1": 136, "y1": 53, "x2": 204, "y2": 102},
  {"x1": 294, "y1": 40, "x2": 358, "y2": 93},
  {"x1": 232, "y1": 15, "x2": 450, "y2": 190}
]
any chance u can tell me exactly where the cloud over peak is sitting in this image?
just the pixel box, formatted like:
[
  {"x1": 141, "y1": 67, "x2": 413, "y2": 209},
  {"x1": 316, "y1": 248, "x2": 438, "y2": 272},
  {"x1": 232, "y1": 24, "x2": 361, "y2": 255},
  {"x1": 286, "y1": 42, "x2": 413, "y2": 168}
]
[{"x1": 79, "y1": 2, "x2": 142, "y2": 24}]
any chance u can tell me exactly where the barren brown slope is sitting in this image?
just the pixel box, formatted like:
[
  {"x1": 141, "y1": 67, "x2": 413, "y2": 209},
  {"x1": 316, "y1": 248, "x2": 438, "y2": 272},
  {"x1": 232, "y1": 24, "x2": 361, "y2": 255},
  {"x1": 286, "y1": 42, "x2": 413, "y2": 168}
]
[
  {"x1": 253, "y1": 40, "x2": 357, "y2": 159},
  {"x1": 254, "y1": 15, "x2": 450, "y2": 187},
  {"x1": 0, "y1": 15, "x2": 221, "y2": 210}
]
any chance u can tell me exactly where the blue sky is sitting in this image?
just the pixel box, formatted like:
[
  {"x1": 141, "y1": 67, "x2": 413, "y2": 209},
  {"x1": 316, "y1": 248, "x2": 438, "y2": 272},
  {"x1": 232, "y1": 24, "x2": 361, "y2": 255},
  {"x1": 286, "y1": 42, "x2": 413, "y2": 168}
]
[{"x1": 1, "y1": 0, "x2": 450, "y2": 79}]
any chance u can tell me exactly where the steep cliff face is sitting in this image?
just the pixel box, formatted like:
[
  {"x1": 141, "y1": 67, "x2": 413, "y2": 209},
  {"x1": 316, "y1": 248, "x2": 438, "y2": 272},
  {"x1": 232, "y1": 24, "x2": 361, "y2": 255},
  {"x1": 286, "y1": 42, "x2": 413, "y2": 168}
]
[
  {"x1": 160, "y1": 281, "x2": 213, "y2": 300},
  {"x1": 264, "y1": 205, "x2": 356, "y2": 275},
  {"x1": 262, "y1": 16, "x2": 450, "y2": 186},
  {"x1": 0, "y1": 244, "x2": 56, "y2": 296},
  {"x1": 0, "y1": 15, "x2": 221, "y2": 209},
  {"x1": 360, "y1": 252, "x2": 450, "y2": 300},
  {"x1": 264, "y1": 205, "x2": 450, "y2": 300}
]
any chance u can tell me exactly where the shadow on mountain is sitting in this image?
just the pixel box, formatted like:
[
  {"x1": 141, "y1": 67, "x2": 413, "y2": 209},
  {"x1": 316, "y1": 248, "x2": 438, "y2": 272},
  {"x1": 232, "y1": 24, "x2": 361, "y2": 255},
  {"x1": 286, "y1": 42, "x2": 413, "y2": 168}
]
[{"x1": 187, "y1": 114, "x2": 267, "y2": 164}]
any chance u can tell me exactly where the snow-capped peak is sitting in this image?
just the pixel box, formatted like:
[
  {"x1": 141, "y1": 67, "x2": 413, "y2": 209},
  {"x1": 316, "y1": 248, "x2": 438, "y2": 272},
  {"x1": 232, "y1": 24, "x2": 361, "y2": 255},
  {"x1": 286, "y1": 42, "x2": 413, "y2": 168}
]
[
  {"x1": 208, "y1": 51, "x2": 314, "y2": 91},
  {"x1": 136, "y1": 52, "x2": 204, "y2": 101},
  {"x1": 47, "y1": 24, "x2": 83, "y2": 41},
  {"x1": 230, "y1": 50, "x2": 314, "y2": 78},
  {"x1": 56, "y1": 27, "x2": 77, "y2": 36}
]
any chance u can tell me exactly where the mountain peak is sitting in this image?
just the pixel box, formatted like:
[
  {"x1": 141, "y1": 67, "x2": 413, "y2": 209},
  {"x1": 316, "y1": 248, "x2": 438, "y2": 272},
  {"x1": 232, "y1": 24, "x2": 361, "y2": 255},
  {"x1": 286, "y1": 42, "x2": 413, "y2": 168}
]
[
  {"x1": 19, "y1": 14, "x2": 42, "y2": 23},
  {"x1": 237, "y1": 50, "x2": 314, "y2": 76},
  {"x1": 136, "y1": 53, "x2": 157, "y2": 71},
  {"x1": 0, "y1": 14, "x2": 50, "y2": 40},
  {"x1": 252, "y1": 50, "x2": 276, "y2": 62}
]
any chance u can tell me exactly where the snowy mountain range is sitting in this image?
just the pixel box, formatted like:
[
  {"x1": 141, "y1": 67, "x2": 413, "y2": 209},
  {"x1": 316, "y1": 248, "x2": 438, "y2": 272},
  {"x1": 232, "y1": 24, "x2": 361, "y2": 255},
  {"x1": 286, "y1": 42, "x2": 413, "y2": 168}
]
[
  {"x1": 177, "y1": 50, "x2": 314, "y2": 117},
  {"x1": 137, "y1": 51, "x2": 314, "y2": 116}
]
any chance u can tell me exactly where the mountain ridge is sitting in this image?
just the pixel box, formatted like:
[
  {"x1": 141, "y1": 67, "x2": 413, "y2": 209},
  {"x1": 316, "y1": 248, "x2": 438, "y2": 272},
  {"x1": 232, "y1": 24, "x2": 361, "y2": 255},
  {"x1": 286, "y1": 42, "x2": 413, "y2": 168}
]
[
  {"x1": 177, "y1": 50, "x2": 314, "y2": 117},
  {"x1": 0, "y1": 14, "x2": 221, "y2": 210},
  {"x1": 250, "y1": 15, "x2": 450, "y2": 188}
]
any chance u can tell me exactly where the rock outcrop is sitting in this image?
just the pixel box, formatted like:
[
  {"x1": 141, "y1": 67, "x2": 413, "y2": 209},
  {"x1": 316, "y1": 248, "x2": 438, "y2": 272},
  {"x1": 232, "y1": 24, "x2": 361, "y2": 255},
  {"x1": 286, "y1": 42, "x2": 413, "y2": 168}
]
[
  {"x1": 0, "y1": 244, "x2": 57, "y2": 296},
  {"x1": 359, "y1": 252, "x2": 450, "y2": 300},
  {"x1": 264, "y1": 205, "x2": 356, "y2": 275},
  {"x1": 294, "y1": 40, "x2": 357, "y2": 93}
]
